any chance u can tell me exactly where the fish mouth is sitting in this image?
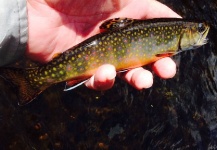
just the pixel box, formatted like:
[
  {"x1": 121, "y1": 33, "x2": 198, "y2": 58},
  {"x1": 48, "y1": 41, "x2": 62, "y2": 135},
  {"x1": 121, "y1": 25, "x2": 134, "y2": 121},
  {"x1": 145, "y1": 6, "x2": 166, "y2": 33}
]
[{"x1": 195, "y1": 25, "x2": 210, "y2": 47}]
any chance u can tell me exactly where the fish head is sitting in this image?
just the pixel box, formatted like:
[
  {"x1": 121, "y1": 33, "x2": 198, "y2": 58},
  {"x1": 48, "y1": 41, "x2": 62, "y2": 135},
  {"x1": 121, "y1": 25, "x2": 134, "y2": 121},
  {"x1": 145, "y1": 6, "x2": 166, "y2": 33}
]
[{"x1": 179, "y1": 22, "x2": 210, "y2": 51}]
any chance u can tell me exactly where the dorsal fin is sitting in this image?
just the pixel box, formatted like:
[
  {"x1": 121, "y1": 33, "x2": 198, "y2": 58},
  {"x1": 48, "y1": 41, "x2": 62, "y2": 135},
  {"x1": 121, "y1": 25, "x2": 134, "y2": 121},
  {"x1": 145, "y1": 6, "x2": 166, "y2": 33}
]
[{"x1": 99, "y1": 18, "x2": 134, "y2": 31}]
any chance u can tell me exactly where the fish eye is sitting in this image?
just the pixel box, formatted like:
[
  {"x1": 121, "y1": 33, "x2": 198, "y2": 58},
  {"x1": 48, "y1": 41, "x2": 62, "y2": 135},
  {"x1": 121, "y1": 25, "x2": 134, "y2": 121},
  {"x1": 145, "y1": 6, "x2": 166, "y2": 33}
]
[{"x1": 198, "y1": 23, "x2": 206, "y2": 33}]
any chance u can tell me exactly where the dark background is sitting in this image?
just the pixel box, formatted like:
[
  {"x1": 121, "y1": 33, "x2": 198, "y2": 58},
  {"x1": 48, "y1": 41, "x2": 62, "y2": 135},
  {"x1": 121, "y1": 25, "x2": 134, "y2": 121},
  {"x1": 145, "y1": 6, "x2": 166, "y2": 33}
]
[{"x1": 0, "y1": 0, "x2": 217, "y2": 149}]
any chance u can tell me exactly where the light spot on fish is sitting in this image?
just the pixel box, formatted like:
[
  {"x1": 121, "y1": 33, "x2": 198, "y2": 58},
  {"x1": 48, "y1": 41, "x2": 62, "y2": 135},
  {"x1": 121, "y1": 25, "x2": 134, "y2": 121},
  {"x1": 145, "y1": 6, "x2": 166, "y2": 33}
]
[
  {"x1": 60, "y1": 71, "x2": 64, "y2": 75},
  {"x1": 59, "y1": 64, "x2": 63, "y2": 68},
  {"x1": 78, "y1": 62, "x2": 82, "y2": 66}
]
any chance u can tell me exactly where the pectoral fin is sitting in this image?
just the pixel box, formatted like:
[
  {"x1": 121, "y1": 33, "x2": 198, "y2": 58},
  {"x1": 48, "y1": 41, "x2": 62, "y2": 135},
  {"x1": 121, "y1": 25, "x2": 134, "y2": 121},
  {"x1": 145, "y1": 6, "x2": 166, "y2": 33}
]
[{"x1": 155, "y1": 51, "x2": 176, "y2": 57}]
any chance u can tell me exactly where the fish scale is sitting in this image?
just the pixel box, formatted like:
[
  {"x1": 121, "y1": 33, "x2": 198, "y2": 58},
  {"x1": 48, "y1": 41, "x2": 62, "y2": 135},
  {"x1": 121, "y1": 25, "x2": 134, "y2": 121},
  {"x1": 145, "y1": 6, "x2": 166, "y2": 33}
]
[{"x1": 0, "y1": 18, "x2": 210, "y2": 105}]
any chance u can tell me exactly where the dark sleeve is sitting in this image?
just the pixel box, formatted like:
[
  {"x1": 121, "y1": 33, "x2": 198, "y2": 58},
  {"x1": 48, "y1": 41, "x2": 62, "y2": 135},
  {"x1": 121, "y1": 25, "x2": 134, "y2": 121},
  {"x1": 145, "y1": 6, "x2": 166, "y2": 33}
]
[{"x1": 0, "y1": 0, "x2": 28, "y2": 67}]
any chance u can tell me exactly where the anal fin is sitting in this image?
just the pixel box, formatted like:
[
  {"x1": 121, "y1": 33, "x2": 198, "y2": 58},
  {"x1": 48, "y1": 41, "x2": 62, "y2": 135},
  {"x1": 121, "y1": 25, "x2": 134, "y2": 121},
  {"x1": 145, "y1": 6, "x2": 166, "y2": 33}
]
[{"x1": 64, "y1": 79, "x2": 89, "y2": 91}]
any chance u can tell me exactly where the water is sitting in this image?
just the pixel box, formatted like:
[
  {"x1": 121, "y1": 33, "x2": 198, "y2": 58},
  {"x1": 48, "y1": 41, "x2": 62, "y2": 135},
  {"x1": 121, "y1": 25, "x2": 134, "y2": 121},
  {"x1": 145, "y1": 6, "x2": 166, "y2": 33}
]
[{"x1": 0, "y1": 0, "x2": 217, "y2": 149}]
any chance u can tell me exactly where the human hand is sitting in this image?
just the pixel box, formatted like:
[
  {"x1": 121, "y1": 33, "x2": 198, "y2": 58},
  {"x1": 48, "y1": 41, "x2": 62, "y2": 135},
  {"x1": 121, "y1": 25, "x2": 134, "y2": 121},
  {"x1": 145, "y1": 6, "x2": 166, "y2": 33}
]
[{"x1": 27, "y1": 0, "x2": 180, "y2": 90}]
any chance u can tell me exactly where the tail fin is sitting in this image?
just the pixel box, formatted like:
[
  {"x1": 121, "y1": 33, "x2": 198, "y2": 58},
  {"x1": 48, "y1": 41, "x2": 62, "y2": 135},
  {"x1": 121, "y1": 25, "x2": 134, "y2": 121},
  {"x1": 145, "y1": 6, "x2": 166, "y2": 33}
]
[{"x1": 0, "y1": 67, "x2": 42, "y2": 105}]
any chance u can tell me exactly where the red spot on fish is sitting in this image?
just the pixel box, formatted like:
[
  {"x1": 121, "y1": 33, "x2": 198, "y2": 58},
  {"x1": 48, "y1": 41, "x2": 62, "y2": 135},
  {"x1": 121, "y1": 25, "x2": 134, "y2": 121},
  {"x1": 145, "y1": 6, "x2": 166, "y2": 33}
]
[
  {"x1": 123, "y1": 38, "x2": 128, "y2": 43},
  {"x1": 108, "y1": 46, "x2": 112, "y2": 51},
  {"x1": 66, "y1": 64, "x2": 72, "y2": 71}
]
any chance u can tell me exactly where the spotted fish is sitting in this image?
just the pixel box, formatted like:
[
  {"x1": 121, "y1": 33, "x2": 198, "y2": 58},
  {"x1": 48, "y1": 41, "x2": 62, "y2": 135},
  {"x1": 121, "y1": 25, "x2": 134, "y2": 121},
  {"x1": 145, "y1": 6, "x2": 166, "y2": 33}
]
[{"x1": 0, "y1": 18, "x2": 210, "y2": 105}]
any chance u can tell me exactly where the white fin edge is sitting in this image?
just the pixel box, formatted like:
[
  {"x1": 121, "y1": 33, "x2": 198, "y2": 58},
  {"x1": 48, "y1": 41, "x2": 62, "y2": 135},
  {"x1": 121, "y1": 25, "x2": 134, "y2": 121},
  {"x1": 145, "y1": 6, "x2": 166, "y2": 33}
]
[{"x1": 64, "y1": 79, "x2": 89, "y2": 91}]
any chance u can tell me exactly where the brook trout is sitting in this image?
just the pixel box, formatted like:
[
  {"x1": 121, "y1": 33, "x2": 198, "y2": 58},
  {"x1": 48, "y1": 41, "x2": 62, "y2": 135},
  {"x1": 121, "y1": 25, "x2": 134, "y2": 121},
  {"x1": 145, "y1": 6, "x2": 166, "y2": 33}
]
[{"x1": 0, "y1": 18, "x2": 209, "y2": 105}]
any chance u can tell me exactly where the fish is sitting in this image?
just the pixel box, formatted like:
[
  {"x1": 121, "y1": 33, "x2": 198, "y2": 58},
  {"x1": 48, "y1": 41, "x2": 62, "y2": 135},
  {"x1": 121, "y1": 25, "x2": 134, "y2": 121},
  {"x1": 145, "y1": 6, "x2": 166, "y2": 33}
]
[{"x1": 0, "y1": 18, "x2": 210, "y2": 105}]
